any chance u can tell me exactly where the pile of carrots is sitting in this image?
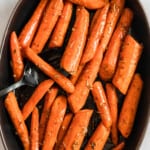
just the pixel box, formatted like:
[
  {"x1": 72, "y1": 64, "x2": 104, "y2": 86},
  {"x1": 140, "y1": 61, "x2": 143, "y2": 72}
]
[{"x1": 5, "y1": 0, "x2": 144, "y2": 149}]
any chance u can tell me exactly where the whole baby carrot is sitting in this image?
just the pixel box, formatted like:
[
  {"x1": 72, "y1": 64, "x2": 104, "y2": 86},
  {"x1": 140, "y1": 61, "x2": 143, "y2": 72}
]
[
  {"x1": 99, "y1": 8, "x2": 133, "y2": 81},
  {"x1": 106, "y1": 83, "x2": 118, "y2": 145},
  {"x1": 30, "y1": 107, "x2": 39, "y2": 150},
  {"x1": 39, "y1": 87, "x2": 58, "y2": 145},
  {"x1": 60, "y1": 6, "x2": 89, "y2": 75},
  {"x1": 81, "y1": 3, "x2": 110, "y2": 64},
  {"x1": 112, "y1": 35, "x2": 143, "y2": 94},
  {"x1": 22, "y1": 79, "x2": 54, "y2": 120},
  {"x1": 42, "y1": 95, "x2": 67, "y2": 150},
  {"x1": 19, "y1": 0, "x2": 49, "y2": 48},
  {"x1": 97, "y1": 0, "x2": 125, "y2": 54},
  {"x1": 5, "y1": 92, "x2": 30, "y2": 150},
  {"x1": 49, "y1": 1, "x2": 73, "y2": 48},
  {"x1": 92, "y1": 81, "x2": 112, "y2": 128},
  {"x1": 24, "y1": 47, "x2": 75, "y2": 93},
  {"x1": 10, "y1": 31, "x2": 24, "y2": 81},
  {"x1": 118, "y1": 73, "x2": 143, "y2": 138},
  {"x1": 31, "y1": 0, "x2": 64, "y2": 53}
]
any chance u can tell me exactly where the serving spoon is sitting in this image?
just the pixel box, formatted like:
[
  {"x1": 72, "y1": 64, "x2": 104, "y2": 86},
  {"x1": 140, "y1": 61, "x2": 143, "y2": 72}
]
[
  {"x1": 0, "y1": 49, "x2": 62, "y2": 97},
  {"x1": 0, "y1": 62, "x2": 39, "y2": 97}
]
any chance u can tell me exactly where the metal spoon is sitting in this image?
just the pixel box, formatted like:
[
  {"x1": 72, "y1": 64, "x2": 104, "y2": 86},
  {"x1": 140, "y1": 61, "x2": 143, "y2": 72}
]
[
  {"x1": 0, "y1": 48, "x2": 62, "y2": 97},
  {"x1": 0, "y1": 62, "x2": 39, "y2": 97}
]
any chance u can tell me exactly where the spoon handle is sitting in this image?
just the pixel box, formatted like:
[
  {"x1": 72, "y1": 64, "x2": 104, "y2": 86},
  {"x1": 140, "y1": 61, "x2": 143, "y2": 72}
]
[{"x1": 0, "y1": 79, "x2": 25, "y2": 97}]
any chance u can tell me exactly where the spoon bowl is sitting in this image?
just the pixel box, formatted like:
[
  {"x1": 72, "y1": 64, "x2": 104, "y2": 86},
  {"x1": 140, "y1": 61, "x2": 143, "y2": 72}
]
[{"x1": 0, "y1": 62, "x2": 39, "y2": 97}]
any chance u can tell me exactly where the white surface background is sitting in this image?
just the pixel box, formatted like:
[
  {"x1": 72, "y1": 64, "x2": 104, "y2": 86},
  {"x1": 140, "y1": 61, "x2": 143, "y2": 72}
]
[{"x1": 0, "y1": 0, "x2": 150, "y2": 150}]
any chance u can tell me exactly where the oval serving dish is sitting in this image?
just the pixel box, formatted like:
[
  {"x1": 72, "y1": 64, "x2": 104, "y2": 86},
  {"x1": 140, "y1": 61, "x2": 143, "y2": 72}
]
[{"x1": 0, "y1": 0, "x2": 150, "y2": 150}]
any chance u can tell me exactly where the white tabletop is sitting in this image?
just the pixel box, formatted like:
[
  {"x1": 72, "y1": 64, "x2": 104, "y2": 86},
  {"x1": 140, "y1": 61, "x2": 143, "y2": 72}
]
[{"x1": 0, "y1": 0, "x2": 150, "y2": 150}]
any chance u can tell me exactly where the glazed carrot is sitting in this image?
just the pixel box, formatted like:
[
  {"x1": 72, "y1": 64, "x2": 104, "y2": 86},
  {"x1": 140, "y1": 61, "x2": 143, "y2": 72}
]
[
  {"x1": 92, "y1": 81, "x2": 112, "y2": 128},
  {"x1": 118, "y1": 74, "x2": 143, "y2": 138},
  {"x1": 81, "y1": 3, "x2": 110, "y2": 64},
  {"x1": 70, "y1": 64, "x2": 84, "y2": 84},
  {"x1": 31, "y1": 0, "x2": 63, "y2": 54},
  {"x1": 22, "y1": 79, "x2": 54, "y2": 120},
  {"x1": 106, "y1": 83, "x2": 118, "y2": 145},
  {"x1": 30, "y1": 107, "x2": 39, "y2": 150},
  {"x1": 4, "y1": 92, "x2": 30, "y2": 150},
  {"x1": 49, "y1": 1, "x2": 73, "y2": 48},
  {"x1": 42, "y1": 95, "x2": 67, "y2": 150},
  {"x1": 68, "y1": 36, "x2": 104, "y2": 113},
  {"x1": 112, "y1": 35, "x2": 143, "y2": 94},
  {"x1": 85, "y1": 122, "x2": 110, "y2": 150},
  {"x1": 112, "y1": 141, "x2": 125, "y2": 150},
  {"x1": 60, "y1": 109, "x2": 93, "y2": 150},
  {"x1": 39, "y1": 87, "x2": 58, "y2": 145},
  {"x1": 68, "y1": 0, "x2": 108, "y2": 9},
  {"x1": 96, "y1": 0, "x2": 125, "y2": 54},
  {"x1": 99, "y1": 8, "x2": 133, "y2": 81},
  {"x1": 24, "y1": 47, "x2": 75, "y2": 93},
  {"x1": 54, "y1": 113, "x2": 73, "y2": 150},
  {"x1": 19, "y1": 0, "x2": 49, "y2": 48},
  {"x1": 60, "y1": 6, "x2": 89, "y2": 75},
  {"x1": 10, "y1": 31, "x2": 24, "y2": 81}
]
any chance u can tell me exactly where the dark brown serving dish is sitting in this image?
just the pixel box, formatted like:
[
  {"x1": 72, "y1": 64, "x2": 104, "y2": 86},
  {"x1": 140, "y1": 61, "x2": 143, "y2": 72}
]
[{"x1": 0, "y1": 0, "x2": 150, "y2": 149}]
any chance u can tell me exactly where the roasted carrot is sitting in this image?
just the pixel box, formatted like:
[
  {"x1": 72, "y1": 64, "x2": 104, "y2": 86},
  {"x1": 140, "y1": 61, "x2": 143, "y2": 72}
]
[
  {"x1": 68, "y1": 0, "x2": 108, "y2": 9},
  {"x1": 4, "y1": 92, "x2": 30, "y2": 150},
  {"x1": 22, "y1": 79, "x2": 54, "y2": 120},
  {"x1": 118, "y1": 73, "x2": 143, "y2": 138},
  {"x1": 81, "y1": 3, "x2": 110, "y2": 64},
  {"x1": 31, "y1": 0, "x2": 63, "y2": 54},
  {"x1": 24, "y1": 47, "x2": 75, "y2": 93},
  {"x1": 19, "y1": 0, "x2": 49, "y2": 48},
  {"x1": 54, "y1": 113, "x2": 73, "y2": 150},
  {"x1": 59, "y1": 109, "x2": 93, "y2": 150},
  {"x1": 92, "y1": 81, "x2": 112, "y2": 128},
  {"x1": 49, "y1": 1, "x2": 73, "y2": 48},
  {"x1": 112, "y1": 141, "x2": 125, "y2": 150},
  {"x1": 10, "y1": 31, "x2": 24, "y2": 81},
  {"x1": 30, "y1": 107, "x2": 39, "y2": 150},
  {"x1": 97, "y1": 0, "x2": 125, "y2": 54},
  {"x1": 42, "y1": 95, "x2": 67, "y2": 150},
  {"x1": 39, "y1": 87, "x2": 58, "y2": 145},
  {"x1": 85, "y1": 122, "x2": 110, "y2": 150},
  {"x1": 60, "y1": 6, "x2": 89, "y2": 75},
  {"x1": 106, "y1": 83, "x2": 118, "y2": 145},
  {"x1": 112, "y1": 35, "x2": 143, "y2": 94},
  {"x1": 99, "y1": 8, "x2": 133, "y2": 81}
]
